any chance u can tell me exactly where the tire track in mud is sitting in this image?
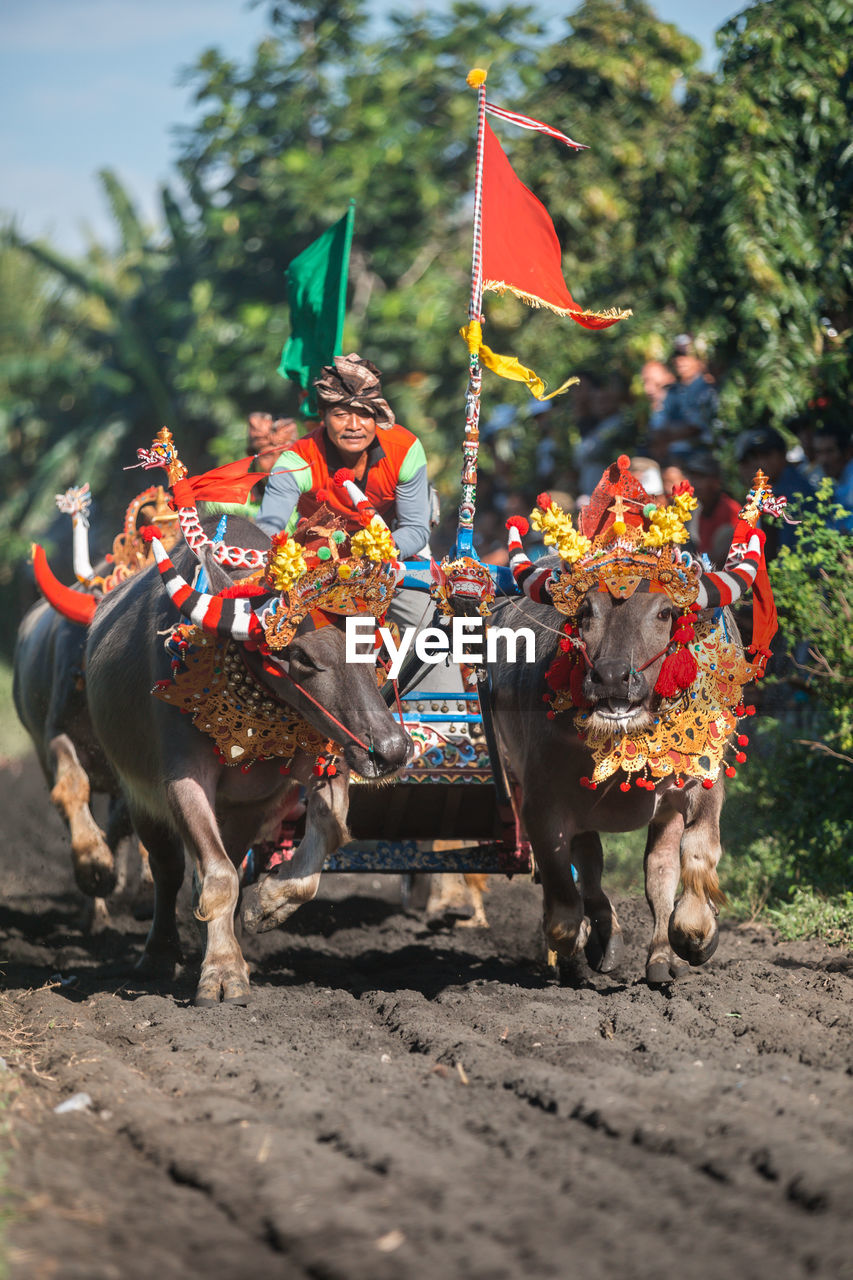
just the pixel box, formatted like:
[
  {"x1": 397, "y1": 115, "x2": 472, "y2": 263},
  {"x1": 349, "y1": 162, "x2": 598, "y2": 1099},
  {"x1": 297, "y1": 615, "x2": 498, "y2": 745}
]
[{"x1": 1, "y1": 759, "x2": 852, "y2": 1280}]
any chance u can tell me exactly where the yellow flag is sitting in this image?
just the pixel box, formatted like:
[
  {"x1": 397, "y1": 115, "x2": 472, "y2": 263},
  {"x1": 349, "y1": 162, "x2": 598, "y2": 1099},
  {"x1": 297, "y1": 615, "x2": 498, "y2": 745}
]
[{"x1": 460, "y1": 323, "x2": 578, "y2": 401}]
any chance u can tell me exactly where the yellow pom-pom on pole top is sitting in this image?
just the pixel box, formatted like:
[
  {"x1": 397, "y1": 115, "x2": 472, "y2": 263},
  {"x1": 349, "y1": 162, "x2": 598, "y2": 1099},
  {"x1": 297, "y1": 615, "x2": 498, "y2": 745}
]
[{"x1": 466, "y1": 68, "x2": 487, "y2": 89}]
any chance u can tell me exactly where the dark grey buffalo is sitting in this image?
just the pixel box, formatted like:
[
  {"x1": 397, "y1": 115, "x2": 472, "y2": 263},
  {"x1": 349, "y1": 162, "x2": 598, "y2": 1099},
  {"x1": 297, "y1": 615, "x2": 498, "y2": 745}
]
[
  {"x1": 490, "y1": 574, "x2": 734, "y2": 985},
  {"x1": 14, "y1": 596, "x2": 130, "y2": 914},
  {"x1": 85, "y1": 518, "x2": 411, "y2": 1006}
]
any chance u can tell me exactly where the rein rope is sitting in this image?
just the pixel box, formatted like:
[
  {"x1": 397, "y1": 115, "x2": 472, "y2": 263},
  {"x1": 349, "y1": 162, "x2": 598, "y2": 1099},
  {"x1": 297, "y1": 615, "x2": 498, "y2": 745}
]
[{"x1": 276, "y1": 667, "x2": 372, "y2": 755}]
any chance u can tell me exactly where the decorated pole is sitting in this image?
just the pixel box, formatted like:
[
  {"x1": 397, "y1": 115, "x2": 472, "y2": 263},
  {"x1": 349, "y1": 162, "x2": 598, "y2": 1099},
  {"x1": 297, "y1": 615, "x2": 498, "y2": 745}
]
[{"x1": 455, "y1": 68, "x2": 489, "y2": 559}]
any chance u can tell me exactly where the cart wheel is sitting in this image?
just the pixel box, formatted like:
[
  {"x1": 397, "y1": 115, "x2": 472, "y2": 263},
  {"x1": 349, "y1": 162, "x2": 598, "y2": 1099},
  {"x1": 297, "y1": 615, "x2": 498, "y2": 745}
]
[{"x1": 400, "y1": 872, "x2": 433, "y2": 913}]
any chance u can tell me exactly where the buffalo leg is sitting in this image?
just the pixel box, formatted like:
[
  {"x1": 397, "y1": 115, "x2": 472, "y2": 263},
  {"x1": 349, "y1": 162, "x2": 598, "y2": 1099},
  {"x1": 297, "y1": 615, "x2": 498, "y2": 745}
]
[
  {"x1": 242, "y1": 767, "x2": 349, "y2": 934},
  {"x1": 669, "y1": 782, "x2": 725, "y2": 966},
  {"x1": 523, "y1": 803, "x2": 589, "y2": 959},
  {"x1": 49, "y1": 734, "x2": 116, "y2": 897},
  {"x1": 572, "y1": 832, "x2": 625, "y2": 973},
  {"x1": 164, "y1": 776, "x2": 250, "y2": 1006},
  {"x1": 644, "y1": 808, "x2": 689, "y2": 984},
  {"x1": 132, "y1": 811, "x2": 184, "y2": 980}
]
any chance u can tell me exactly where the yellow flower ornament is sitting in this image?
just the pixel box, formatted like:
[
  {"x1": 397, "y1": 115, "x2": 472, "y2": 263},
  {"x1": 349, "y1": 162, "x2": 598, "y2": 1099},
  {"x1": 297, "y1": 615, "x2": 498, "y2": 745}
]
[
  {"x1": 350, "y1": 516, "x2": 399, "y2": 563},
  {"x1": 530, "y1": 500, "x2": 592, "y2": 565}
]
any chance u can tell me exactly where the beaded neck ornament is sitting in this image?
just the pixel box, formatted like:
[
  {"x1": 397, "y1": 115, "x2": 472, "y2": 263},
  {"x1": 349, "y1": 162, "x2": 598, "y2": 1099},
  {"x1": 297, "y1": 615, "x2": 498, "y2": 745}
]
[{"x1": 505, "y1": 456, "x2": 782, "y2": 789}]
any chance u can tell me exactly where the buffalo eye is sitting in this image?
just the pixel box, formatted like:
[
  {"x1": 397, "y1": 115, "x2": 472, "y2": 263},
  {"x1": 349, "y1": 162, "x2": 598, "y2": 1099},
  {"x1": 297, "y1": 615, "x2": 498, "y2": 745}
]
[
  {"x1": 290, "y1": 646, "x2": 325, "y2": 673},
  {"x1": 657, "y1": 606, "x2": 674, "y2": 622}
]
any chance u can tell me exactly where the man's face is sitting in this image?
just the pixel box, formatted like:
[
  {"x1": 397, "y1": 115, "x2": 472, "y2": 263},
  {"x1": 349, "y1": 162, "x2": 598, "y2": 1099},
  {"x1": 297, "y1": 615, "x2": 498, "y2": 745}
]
[
  {"x1": 248, "y1": 413, "x2": 296, "y2": 473},
  {"x1": 641, "y1": 362, "x2": 673, "y2": 403},
  {"x1": 739, "y1": 448, "x2": 784, "y2": 485},
  {"x1": 813, "y1": 434, "x2": 845, "y2": 480},
  {"x1": 673, "y1": 353, "x2": 704, "y2": 384},
  {"x1": 689, "y1": 472, "x2": 720, "y2": 508},
  {"x1": 323, "y1": 405, "x2": 377, "y2": 457}
]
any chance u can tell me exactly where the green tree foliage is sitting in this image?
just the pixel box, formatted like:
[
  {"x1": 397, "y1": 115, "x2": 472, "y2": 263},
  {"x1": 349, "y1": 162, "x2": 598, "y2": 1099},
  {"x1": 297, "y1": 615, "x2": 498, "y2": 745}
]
[
  {"x1": 721, "y1": 485, "x2": 852, "y2": 938},
  {"x1": 683, "y1": 0, "x2": 853, "y2": 426}
]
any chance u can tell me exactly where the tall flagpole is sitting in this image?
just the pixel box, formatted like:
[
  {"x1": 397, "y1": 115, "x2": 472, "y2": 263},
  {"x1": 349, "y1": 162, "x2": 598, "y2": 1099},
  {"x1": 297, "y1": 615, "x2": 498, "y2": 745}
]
[{"x1": 455, "y1": 68, "x2": 489, "y2": 558}]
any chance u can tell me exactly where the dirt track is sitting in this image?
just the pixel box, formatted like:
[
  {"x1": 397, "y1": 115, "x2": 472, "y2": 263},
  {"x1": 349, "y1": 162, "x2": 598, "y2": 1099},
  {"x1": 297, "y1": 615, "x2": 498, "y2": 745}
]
[{"x1": 1, "y1": 754, "x2": 852, "y2": 1280}]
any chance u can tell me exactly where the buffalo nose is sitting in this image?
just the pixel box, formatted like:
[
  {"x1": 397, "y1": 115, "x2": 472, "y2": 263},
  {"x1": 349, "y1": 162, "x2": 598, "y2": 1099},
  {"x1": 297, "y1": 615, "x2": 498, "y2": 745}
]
[
  {"x1": 590, "y1": 659, "x2": 633, "y2": 694},
  {"x1": 371, "y1": 724, "x2": 413, "y2": 772}
]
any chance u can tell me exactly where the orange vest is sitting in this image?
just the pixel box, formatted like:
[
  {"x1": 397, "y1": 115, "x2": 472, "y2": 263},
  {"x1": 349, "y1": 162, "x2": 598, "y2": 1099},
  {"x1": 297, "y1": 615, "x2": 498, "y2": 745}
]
[{"x1": 292, "y1": 424, "x2": 419, "y2": 530}]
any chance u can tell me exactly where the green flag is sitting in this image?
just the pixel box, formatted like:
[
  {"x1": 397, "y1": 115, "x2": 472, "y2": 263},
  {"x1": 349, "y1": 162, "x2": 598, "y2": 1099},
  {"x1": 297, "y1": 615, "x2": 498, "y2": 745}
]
[{"x1": 278, "y1": 201, "x2": 355, "y2": 416}]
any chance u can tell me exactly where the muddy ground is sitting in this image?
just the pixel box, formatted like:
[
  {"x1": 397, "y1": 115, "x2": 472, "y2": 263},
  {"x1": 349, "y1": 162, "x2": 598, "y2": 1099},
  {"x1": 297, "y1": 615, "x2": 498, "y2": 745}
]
[{"x1": 1, "y1": 754, "x2": 851, "y2": 1280}]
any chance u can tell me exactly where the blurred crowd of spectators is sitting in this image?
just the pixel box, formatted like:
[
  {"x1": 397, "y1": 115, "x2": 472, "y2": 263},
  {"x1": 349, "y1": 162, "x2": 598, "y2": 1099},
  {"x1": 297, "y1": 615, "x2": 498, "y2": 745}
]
[{"x1": 451, "y1": 331, "x2": 852, "y2": 568}]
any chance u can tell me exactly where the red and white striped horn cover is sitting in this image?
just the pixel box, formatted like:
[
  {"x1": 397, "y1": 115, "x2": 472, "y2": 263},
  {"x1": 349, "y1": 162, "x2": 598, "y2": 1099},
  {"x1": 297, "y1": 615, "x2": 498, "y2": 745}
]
[
  {"x1": 150, "y1": 537, "x2": 264, "y2": 642},
  {"x1": 333, "y1": 469, "x2": 393, "y2": 534},
  {"x1": 694, "y1": 531, "x2": 763, "y2": 609}
]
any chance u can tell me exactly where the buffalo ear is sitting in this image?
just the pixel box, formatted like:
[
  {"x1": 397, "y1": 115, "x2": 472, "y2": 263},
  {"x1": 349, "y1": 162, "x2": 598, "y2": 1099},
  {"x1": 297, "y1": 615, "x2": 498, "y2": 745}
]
[{"x1": 197, "y1": 546, "x2": 234, "y2": 595}]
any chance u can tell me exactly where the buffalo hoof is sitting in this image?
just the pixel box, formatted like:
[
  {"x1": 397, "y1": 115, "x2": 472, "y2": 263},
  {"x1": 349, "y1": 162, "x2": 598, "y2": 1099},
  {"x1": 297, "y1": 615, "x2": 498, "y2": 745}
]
[
  {"x1": 241, "y1": 873, "x2": 317, "y2": 934},
  {"x1": 194, "y1": 992, "x2": 250, "y2": 1008},
  {"x1": 585, "y1": 925, "x2": 625, "y2": 974},
  {"x1": 74, "y1": 857, "x2": 117, "y2": 900},
  {"x1": 668, "y1": 915, "x2": 720, "y2": 967},
  {"x1": 646, "y1": 953, "x2": 690, "y2": 986},
  {"x1": 193, "y1": 962, "x2": 251, "y2": 1007},
  {"x1": 545, "y1": 913, "x2": 591, "y2": 961}
]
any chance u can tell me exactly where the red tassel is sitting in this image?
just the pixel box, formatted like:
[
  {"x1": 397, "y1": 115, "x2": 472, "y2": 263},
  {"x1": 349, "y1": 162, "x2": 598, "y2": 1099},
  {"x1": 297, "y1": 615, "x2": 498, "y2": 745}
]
[
  {"x1": 655, "y1": 645, "x2": 698, "y2": 697},
  {"x1": 569, "y1": 660, "x2": 591, "y2": 709},
  {"x1": 545, "y1": 651, "x2": 575, "y2": 691}
]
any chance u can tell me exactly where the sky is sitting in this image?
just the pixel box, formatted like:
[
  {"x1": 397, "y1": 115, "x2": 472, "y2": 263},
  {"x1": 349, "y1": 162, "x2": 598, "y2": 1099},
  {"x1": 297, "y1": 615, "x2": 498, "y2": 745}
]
[{"x1": 0, "y1": 0, "x2": 743, "y2": 256}]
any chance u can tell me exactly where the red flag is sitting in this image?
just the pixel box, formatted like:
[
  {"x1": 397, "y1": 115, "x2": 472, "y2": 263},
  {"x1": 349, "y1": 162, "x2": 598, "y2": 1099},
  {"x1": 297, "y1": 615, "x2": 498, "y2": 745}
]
[
  {"x1": 180, "y1": 455, "x2": 309, "y2": 505},
  {"x1": 480, "y1": 122, "x2": 630, "y2": 329}
]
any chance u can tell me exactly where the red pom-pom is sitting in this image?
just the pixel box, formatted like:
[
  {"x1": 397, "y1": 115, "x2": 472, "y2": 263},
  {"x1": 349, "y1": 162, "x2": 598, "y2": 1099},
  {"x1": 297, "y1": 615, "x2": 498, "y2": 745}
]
[
  {"x1": 735, "y1": 703, "x2": 746, "y2": 716},
  {"x1": 725, "y1": 766, "x2": 736, "y2": 778},
  {"x1": 559, "y1": 637, "x2": 572, "y2": 653},
  {"x1": 580, "y1": 776, "x2": 591, "y2": 788},
  {"x1": 702, "y1": 778, "x2": 714, "y2": 789},
  {"x1": 675, "y1": 777, "x2": 685, "y2": 789},
  {"x1": 546, "y1": 710, "x2": 556, "y2": 719},
  {"x1": 333, "y1": 468, "x2": 355, "y2": 486},
  {"x1": 746, "y1": 705, "x2": 756, "y2": 716},
  {"x1": 356, "y1": 500, "x2": 371, "y2": 512},
  {"x1": 617, "y1": 454, "x2": 630, "y2": 472},
  {"x1": 279, "y1": 764, "x2": 291, "y2": 776},
  {"x1": 315, "y1": 488, "x2": 329, "y2": 503},
  {"x1": 536, "y1": 492, "x2": 552, "y2": 510},
  {"x1": 672, "y1": 625, "x2": 695, "y2": 645},
  {"x1": 655, "y1": 646, "x2": 698, "y2": 698},
  {"x1": 620, "y1": 781, "x2": 631, "y2": 792},
  {"x1": 735, "y1": 751, "x2": 747, "y2": 764},
  {"x1": 737, "y1": 735, "x2": 748, "y2": 746},
  {"x1": 506, "y1": 516, "x2": 530, "y2": 536},
  {"x1": 141, "y1": 524, "x2": 161, "y2": 544}
]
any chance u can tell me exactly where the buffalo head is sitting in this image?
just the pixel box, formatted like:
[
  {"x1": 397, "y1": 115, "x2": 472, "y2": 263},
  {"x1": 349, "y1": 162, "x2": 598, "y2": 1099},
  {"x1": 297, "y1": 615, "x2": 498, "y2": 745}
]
[{"x1": 576, "y1": 585, "x2": 680, "y2": 739}]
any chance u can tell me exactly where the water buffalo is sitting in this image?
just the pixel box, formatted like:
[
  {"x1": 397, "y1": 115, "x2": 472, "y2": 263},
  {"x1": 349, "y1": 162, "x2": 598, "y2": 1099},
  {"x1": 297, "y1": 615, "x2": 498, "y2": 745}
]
[
  {"x1": 85, "y1": 517, "x2": 412, "y2": 1006},
  {"x1": 13, "y1": 596, "x2": 126, "y2": 907},
  {"x1": 489, "y1": 461, "x2": 772, "y2": 985},
  {"x1": 13, "y1": 485, "x2": 179, "y2": 921},
  {"x1": 489, "y1": 578, "x2": 735, "y2": 983}
]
